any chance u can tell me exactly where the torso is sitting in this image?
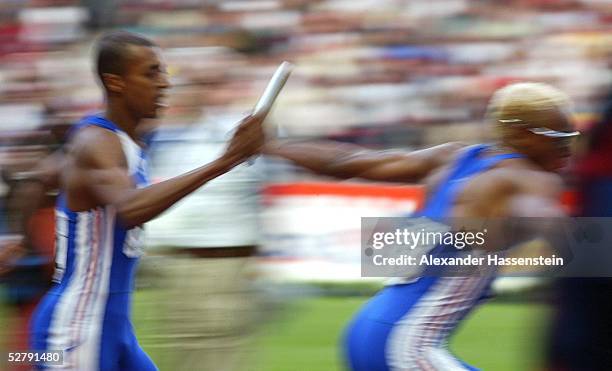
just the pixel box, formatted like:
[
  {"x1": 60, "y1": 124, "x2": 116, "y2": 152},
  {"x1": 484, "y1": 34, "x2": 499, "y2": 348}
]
[
  {"x1": 53, "y1": 115, "x2": 149, "y2": 293},
  {"x1": 422, "y1": 144, "x2": 562, "y2": 219}
]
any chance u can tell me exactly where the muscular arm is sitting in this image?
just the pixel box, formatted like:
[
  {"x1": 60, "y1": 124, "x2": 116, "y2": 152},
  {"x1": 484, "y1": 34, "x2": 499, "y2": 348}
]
[
  {"x1": 484, "y1": 170, "x2": 567, "y2": 253},
  {"x1": 504, "y1": 182, "x2": 571, "y2": 274},
  {"x1": 71, "y1": 118, "x2": 261, "y2": 229},
  {"x1": 264, "y1": 140, "x2": 462, "y2": 183},
  {"x1": 505, "y1": 171, "x2": 566, "y2": 218}
]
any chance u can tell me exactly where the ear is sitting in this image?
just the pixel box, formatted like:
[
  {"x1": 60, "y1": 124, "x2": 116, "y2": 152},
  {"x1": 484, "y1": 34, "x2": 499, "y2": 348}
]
[{"x1": 102, "y1": 73, "x2": 125, "y2": 94}]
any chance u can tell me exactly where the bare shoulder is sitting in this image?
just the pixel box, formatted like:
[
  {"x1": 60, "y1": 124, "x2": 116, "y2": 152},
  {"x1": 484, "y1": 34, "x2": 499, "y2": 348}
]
[
  {"x1": 63, "y1": 126, "x2": 131, "y2": 210},
  {"x1": 488, "y1": 161, "x2": 564, "y2": 198},
  {"x1": 461, "y1": 161, "x2": 564, "y2": 217},
  {"x1": 68, "y1": 126, "x2": 126, "y2": 170}
]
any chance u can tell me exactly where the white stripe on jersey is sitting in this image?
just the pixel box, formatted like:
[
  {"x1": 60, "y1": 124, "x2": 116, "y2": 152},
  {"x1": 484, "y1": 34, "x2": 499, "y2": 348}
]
[
  {"x1": 53, "y1": 210, "x2": 69, "y2": 283},
  {"x1": 76, "y1": 208, "x2": 114, "y2": 370},
  {"x1": 386, "y1": 276, "x2": 492, "y2": 371},
  {"x1": 73, "y1": 209, "x2": 99, "y2": 369},
  {"x1": 117, "y1": 131, "x2": 142, "y2": 174},
  {"x1": 46, "y1": 123, "x2": 143, "y2": 370},
  {"x1": 47, "y1": 208, "x2": 116, "y2": 370},
  {"x1": 47, "y1": 212, "x2": 92, "y2": 369}
]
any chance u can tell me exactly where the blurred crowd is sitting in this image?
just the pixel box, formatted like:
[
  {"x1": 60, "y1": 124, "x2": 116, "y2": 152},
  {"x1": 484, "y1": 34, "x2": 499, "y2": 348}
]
[
  {"x1": 0, "y1": 1, "x2": 611, "y2": 368},
  {"x1": 0, "y1": 0, "x2": 610, "y2": 296},
  {"x1": 0, "y1": 0, "x2": 609, "y2": 233},
  {"x1": 1, "y1": 1, "x2": 611, "y2": 143}
]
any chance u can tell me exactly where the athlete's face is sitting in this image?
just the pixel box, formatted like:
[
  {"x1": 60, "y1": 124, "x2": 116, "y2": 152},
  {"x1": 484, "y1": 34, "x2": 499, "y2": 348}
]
[
  {"x1": 121, "y1": 45, "x2": 170, "y2": 120},
  {"x1": 507, "y1": 109, "x2": 577, "y2": 171}
]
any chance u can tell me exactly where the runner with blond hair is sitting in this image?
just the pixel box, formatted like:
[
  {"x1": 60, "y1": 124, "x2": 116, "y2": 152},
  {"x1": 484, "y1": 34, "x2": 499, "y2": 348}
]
[{"x1": 264, "y1": 82, "x2": 578, "y2": 370}]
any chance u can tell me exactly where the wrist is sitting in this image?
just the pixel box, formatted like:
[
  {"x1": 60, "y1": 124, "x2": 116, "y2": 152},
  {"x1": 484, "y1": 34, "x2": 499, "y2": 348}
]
[{"x1": 216, "y1": 152, "x2": 244, "y2": 170}]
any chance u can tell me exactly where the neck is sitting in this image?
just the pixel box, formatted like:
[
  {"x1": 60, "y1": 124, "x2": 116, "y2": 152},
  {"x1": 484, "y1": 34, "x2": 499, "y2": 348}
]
[
  {"x1": 495, "y1": 141, "x2": 547, "y2": 171},
  {"x1": 104, "y1": 100, "x2": 139, "y2": 141}
]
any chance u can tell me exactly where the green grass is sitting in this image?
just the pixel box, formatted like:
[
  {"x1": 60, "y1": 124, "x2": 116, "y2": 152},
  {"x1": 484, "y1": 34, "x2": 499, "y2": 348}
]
[
  {"x1": 0, "y1": 288, "x2": 546, "y2": 370},
  {"x1": 251, "y1": 297, "x2": 364, "y2": 371},
  {"x1": 451, "y1": 302, "x2": 549, "y2": 371},
  {"x1": 246, "y1": 297, "x2": 547, "y2": 371}
]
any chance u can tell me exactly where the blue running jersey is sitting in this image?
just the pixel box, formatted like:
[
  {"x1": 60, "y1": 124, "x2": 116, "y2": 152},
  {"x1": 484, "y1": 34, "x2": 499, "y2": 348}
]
[
  {"x1": 344, "y1": 144, "x2": 523, "y2": 371},
  {"x1": 30, "y1": 115, "x2": 157, "y2": 370}
]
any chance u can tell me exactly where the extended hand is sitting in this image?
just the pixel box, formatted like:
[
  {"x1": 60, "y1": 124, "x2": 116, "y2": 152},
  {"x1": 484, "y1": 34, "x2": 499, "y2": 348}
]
[{"x1": 223, "y1": 114, "x2": 265, "y2": 163}]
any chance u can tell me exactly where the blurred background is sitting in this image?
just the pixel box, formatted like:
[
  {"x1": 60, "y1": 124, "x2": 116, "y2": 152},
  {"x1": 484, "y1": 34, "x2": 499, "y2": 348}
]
[{"x1": 0, "y1": 0, "x2": 611, "y2": 370}]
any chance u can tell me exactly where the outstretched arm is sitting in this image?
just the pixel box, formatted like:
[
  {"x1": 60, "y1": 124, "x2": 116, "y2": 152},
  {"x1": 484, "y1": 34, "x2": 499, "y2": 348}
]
[
  {"x1": 263, "y1": 140, "x2": 462, "y2": 183},
  {"x1": 71, "y1": 115, "x2": 264, "y2": 229}
]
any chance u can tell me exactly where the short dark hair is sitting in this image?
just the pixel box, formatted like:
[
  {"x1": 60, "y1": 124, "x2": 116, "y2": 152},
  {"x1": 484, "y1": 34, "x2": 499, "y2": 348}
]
[{"x1": 95, "y1": 31, "x2": 156, "y2": 86}]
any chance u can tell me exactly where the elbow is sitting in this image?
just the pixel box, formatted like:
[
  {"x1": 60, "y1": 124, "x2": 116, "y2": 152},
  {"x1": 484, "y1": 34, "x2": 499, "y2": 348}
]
[
  {"x1": 114, "y1": 204, "x2": 147, "y2": 230},
  {"x1": 115, "y1": 213, "x2": 140, "y2": 230},
  {"x1": 323, "y1": 157, "x2": 358, "y2": 179},
  {"x1": 110, "y1": 190, "x2": 151, "y2": 229},
  {"x1": 320, "y1": 165, "x2": 352, "y2": 179}
]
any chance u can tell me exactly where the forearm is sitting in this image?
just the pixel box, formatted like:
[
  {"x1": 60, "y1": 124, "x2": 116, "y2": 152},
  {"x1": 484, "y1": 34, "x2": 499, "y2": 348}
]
[
  {"x1": 264, "y1": 139, "x2": 377, "y2": 178},
  {"x1": 113, "y1": 155, "x2": 240, "y2": 228}
]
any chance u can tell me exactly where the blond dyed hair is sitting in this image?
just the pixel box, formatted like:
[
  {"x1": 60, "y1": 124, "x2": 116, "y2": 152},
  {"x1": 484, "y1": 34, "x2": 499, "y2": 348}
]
[{"x1": 487, "y1": 82, "x2": 572, "y2": 139}]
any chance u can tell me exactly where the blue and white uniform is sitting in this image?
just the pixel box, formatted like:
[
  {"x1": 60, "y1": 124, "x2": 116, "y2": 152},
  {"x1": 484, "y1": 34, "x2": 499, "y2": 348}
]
[
  {"x1": 30, "y1": 115, "x2": 157, "y2": 370},
  {"x1": 344, "y1": 144, "x2": 523, "y2": 371}
]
